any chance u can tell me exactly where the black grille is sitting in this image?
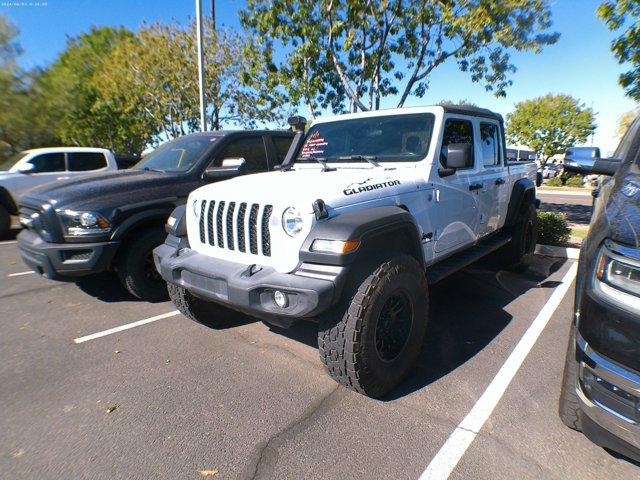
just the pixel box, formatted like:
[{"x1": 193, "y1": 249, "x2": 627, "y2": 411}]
[
  {"x1": 261, "y1": 205, "x2": 273, "y2": 256},
  {"x1": 216, "y1": 201, "x2": 226, "y2": 247},
  {"x1": 237, "y1": 203, "x2": 247, "y2": 252},
  {"x1": 199, "y1": 200, "x2": 206, "y2": 244},
  {"x1": 226, "y1": 202, "x2": 236, "y2": 250},
  {"x1": 206, "y1": 201, "x2": 216, "y2": 245},
  {"x1": 249, "y1": 204, "x2": 259, "y2": 255}
]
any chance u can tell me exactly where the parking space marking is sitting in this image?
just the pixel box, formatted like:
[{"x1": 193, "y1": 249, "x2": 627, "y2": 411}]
[
  {"x1": 8, "y1": 271, "x2": 34, "y2": 277},
  {"x1": 0, "y1": 240, "x2": 17, "y2": 245},
  {"x1": 73, "y1": 310, "x2": 180, "y2": 344},
  {"x1": 419, "y1": 262, "x2": 578, "y2": 480}
]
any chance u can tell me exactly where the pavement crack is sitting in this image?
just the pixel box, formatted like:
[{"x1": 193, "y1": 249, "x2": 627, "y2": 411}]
[{"x1": 247, "y1": 385, "x2": 341, "y2": 480}]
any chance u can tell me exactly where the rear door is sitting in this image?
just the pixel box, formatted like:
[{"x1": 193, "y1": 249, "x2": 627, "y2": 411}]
[
  {"x1": 476, "y1": 120, "x2": 509, "y2": 235},
  {"x1": 66, "y1": 151, "x2": 109, "y2": 174}
]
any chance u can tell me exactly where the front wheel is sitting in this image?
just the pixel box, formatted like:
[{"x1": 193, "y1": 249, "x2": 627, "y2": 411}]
[
  {"x1": 503, "y1": 203, "x2": 537, "y2": 272},
  {"x1": 559, "y1": 322, "x2": 582, "y2": 431},
  {"x1": 317, "y1": 254, "x2": 429, "y2": 398},
  {"x1": 0, "y1": 204, "x2": 10, "y2": 239},
  {"x1": 168, "y1": 283, "x2": 235, "y2": 327}
]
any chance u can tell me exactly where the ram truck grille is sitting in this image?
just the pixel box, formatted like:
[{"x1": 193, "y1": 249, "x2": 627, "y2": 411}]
[{"x1": 197, "y1": 200, "x2": 273, "y2": 257}]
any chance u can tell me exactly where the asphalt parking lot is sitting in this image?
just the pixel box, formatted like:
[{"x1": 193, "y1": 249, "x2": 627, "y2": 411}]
[{"x1": 1, "y1": 236, "x2": 639, "y2": 479}]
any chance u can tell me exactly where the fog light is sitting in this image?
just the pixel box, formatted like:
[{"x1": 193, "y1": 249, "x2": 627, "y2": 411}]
[
  {"x1": 274, "y1": 290, "x2": 289, "y2": 308},
  {"x1": 583, "y1": 369, "x2": 595, "y2": 394}
]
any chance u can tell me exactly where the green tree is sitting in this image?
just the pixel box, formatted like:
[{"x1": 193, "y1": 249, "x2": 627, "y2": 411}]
[
  {"x1": 96, "y1": 20, "x2": 285, "y2": 144},
  {"x1": 241, "y1": 0, "x2": 559, "y2": 117},
  {"x1": 616, "y1": 108, "x2": 639, "y2": 137},
  {"x1": 506, "y1": 94, "x2": 596, "y2": 166},
  {"x1": 598, "y1": 1, "x2": 640, "y2": 100}
]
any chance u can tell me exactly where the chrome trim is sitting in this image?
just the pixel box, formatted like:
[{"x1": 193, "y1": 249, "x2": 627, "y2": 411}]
[{"x1": 606, "y1": 239, "x2": 640, "y2": 264}]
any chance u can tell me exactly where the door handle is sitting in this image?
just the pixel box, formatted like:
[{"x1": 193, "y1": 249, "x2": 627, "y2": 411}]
[
  {"x1": 495, "y1": 178, "x2": 506, "y2": 185},
  {"x1": 469, "y1": 183, "x2": 482, "y2": 191}
]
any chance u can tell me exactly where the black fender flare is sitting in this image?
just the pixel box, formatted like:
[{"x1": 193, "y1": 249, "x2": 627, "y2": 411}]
[
  {"x1": 0, "y1": 187, "x2": 18, "y2": 214},
  {"x1": 299, "y1": 205, "x2": 424, "y2": 267},
  {"x1": 110, "y1": 209, "x2": 173, "y2": 241},
  {"x1": 504, "y1": 178, "x2": 536, "y2": 228}
]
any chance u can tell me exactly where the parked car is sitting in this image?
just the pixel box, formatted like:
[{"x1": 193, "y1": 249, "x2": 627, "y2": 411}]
[
  {"x1": 563, "y1": 146, "x2": 602, "y2": 174},
  {"x1": 542, "y1": 163, "x2": 558, "y2": 179},
  {"x1": 559, "y1": 117, "x2": 640, "y2": 461},
  {"x1": 0, "y1": 147, "x2": 123, "y2": 238},
  {"x1": 17, "y1": 130, "x2": 294, "y2": 301},
  {"x1": 155, "y1": 105, "x2": 539, "y2": 398}
]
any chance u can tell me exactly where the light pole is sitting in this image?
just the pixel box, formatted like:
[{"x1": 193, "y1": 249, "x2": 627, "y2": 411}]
[{"x1": 195, "y1": 0, "x2": 206, "y2": 131}]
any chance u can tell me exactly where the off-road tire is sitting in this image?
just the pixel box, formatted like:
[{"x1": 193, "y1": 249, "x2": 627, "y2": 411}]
[
  {"x1": 559, "y1": 322, "x2": 582, "y2": 431},
  {"x1": 503, "y1": 203, "x2": 537, "y2": 272},
  {"x1": 168, "y1": 283, "x2": 234, "y2": 326},
  {"x1": 117, "y1": 228, "x2": 169, "y2": 302},
  {"x1": 0, "y1": 204, "x2": 10, "y2": 239},
  {"x1": 318, "y1": 254, "x2": 429, "y2": 398}
]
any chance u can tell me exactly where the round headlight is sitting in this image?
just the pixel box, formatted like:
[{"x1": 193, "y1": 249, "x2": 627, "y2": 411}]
[
  {"x1": 80, "y1": 212, "x2": 98, "y2": 227},
  {"x1": 282, "y1": 207, "x2": 303, "y2": 237}
]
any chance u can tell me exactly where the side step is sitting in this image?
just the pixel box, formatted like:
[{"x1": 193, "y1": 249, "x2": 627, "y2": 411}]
[{"x1": 425, "y1": 234, "x2": 511, "y2": 284}]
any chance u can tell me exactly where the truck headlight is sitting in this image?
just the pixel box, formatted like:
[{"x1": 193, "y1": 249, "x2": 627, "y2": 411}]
[
  {"x1": 594, "y1": 240, "x2": 640, "y2": 309},
  {"x1": 282, "y1": 207, "x2": 303, "y2": 237},
  {"x1": 57, "y1": 209, "x2": 112, "y2": 236}
]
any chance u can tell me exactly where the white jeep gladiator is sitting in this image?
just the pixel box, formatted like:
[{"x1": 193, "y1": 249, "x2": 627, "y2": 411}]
[{"x1": 154, "y1": 105, "x2": 539, "y2": 398}]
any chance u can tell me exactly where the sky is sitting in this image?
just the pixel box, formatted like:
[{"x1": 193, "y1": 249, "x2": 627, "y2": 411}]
[{"x1": 1, "y1": 0, "x2": 637, "y2": 155}]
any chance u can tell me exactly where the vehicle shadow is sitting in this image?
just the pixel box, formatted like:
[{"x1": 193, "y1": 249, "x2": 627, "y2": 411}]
[
  {"x1": 74, "y1": 272, "x2": 144, "y2": 303},
  {"x1": 262, "y1": 254, "x2": 569, "y2": 401}
]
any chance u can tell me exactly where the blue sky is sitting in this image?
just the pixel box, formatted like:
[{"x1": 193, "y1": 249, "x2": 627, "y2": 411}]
[{"x1": 1, "y1": 0, "x2": 637, "y2": 154}]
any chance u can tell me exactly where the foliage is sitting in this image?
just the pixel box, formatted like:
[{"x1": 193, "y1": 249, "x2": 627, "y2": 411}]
[
  {"x1": 565, "y1": 174, "x2": 585, "y2": 188},
  {"x1": 537, "y1": 211, "x2": 571, "y2": 245},
  {"x1": 506, "y1": 94, "x2": 596, "y2": 167},
  {"x1": 241, "y1": 0, "x2": 559, "y2": 117},
  {"x1": 598, "y1": 1, "x2": 640, "y2": 100},
  {"x1": 546, "y1": 176, "x2": 563, "y2": 187},
  {"x1": 617, "y1": 109, "x2": 639, "y2": 137},
  {"x1": 96, "y1": 19, "x2": 285, "y2": 144}
]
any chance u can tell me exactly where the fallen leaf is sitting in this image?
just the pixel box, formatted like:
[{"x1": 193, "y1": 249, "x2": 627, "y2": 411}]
[
  {"x1": 197, "y1": 469, "x2": 219, "y2": 477},
  {"x1": 106, "y1": 403, "x2": 119, "y2": 413},
  {"x1": 165, "y1": 359, "x2": 170, "y2": 365},
  {"x1": 115, "y1": 350, "x2": 121, "y2": 354},
  {"x1": 10, "y1": 448, "x2": 25, "y2": 458}
]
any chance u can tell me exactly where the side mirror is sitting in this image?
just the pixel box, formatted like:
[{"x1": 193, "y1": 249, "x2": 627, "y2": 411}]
[
  {"x1": 203, "y1": 158, "x2": 247, "y2": 181},
  {"x1": 586, "y1": 158, "x2": 620, "y2": 176},
  {"x1": 17, "y1": 163, "x2": 35, "y2": 174},
  {"x1": 439, "y1": 143, "x2": 473, "y2": 177}
]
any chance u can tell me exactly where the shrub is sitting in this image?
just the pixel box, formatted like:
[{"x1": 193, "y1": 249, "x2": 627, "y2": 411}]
[
  {"x1": 546, "y1": 176, "x2": 563, "y2": 187},
  {"x1": 537, "y1": 211, "x2": 571, "y2": 246},
  {"x1": 565, "y1": 174, "x2": 584, "y2": 188}
]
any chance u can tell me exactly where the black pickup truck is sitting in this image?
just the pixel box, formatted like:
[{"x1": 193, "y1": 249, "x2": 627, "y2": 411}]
[{"x1": 17, "y1": 130, "x2": 293, "y2": 301}]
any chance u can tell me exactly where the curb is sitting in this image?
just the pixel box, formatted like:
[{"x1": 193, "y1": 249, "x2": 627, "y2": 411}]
[
  {"x1": 535, "y1": 244, "x2": 580, "y2": 259},
  {"x1": 537, "y1": 189, "x2": 592, "y2": 197}
]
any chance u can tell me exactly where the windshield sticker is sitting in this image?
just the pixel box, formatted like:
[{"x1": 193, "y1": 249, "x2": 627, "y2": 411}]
[
  {"x1": 301, "y1": 131, "x2": 328, "y2": 157},
  {"x1": 343, "y1": 178, "x2": 401, "y2": 196}
]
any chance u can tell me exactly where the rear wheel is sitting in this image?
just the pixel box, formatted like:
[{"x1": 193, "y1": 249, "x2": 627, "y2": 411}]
[
  {"x1": 168, "y1": 283, "x2": 235, "y2": 327},
  {"x1": 117, "y1": 228, "x2": 169, "y2": 302},
  {"x1": 502, "y1": 203, "x2": 537, "y2": 272},
  {"x1": 559, "y1": 322, "x2": 582, "y2": 431},
  {"x1": 0, "y1": 204, "x2": 10, "y2": 239},
  {"x1": 317, "y1": 254, "x2": 428, "y2": 398}
]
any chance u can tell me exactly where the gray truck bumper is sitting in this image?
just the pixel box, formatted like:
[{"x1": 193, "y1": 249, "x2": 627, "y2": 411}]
[
  {"x1": 153, "y1": 239, "x2": 347, "y2": 327},
  {"x1": 17, "y1": 229, "x2": 119, "y2": 280}
]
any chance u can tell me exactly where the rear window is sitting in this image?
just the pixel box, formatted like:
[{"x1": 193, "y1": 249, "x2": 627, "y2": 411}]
[{"x1": 67, "y1": 152, "x2": 107, "y2": 171}]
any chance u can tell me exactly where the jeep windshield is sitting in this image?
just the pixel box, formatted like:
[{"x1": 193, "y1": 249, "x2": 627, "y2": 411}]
[
  {"x1": 134, "y1": 136, "x2": 216, "y2": 172},
  {"x1": 296, "y1": 113, "x2": 435, "y2": 164}
]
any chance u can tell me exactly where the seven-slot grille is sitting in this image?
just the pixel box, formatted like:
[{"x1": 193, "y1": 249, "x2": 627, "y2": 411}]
[{"x1": 197, "y1": 200, "x2": 273, "y2": 256}]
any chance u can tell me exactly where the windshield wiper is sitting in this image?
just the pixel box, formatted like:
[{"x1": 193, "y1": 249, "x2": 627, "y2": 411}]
[
  {"x1": 337, "y1": 155, "x2": 382, "y2": 168},
  {"x1": 312, "y1": 156, "x2": 336, "y2": 172}
]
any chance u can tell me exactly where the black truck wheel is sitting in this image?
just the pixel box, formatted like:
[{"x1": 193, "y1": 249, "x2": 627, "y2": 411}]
[
  {"x1": 0, "y1": 204, "x2": 10, "y2": 239},
  {"x1": 168, "y1": 283, "x2": 234, "y2": 326},
  {"x1": 559, "y1": 322, "x2": 582, "y2": 431},
  {"x1": 117, "y1": 228, "x2": 169, "y2": 302},
  {"x1": 318, "y1": 254, "x2": 429, "y2": 398},
  {"x1": 503, "y1": 203, "x2": 537, "y2": 272}
]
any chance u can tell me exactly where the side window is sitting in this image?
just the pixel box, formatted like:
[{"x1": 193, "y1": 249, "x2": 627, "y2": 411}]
[
  {"x1": 28, "y1": 153, "x2": 66, "y2": 173},
  {"x1": 67, "y1": 152, "x2": 108, "y2": 171},
  {"x1": 479, "y1": 123, "x2": 501, "y2": 167},
  {"x1": 217, "y1": 136, "x2": 268, "y2": 172},
  {"x1": 272, "y1": 135, "x2": 293, "y2": 165},
  {"x1": 440, "y1": 119, "x2": 474, "y2": 168}
]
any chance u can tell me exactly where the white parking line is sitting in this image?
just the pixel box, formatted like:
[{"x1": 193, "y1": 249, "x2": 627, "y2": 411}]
[
  {"x1": 419, "y1": 262, "x2": 578, "y2": 480},
  {"x1": 8, "y1": 270, "x2": 34, "y2": 277},
  {"x1": 73, "y1": 310, "x2": 180, "y2": 344},
  {"x1": 0, "y1": 240, "x2": 17, "y2": 245}
]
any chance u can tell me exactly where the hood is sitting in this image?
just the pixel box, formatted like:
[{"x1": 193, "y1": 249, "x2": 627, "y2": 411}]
[
  {"x1": 19, "y1": 170, "x2": 185, "y2": 211},
  {"x1": 0, "y1": 171, "x2": 20, "y2": 181},
  {"x1": 188, "y1": 166, "x2": 420, "y2": 215}
]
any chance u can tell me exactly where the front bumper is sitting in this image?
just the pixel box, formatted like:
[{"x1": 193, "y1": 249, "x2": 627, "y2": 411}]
[
  {"x1": 17, "y1": 229, "x2": 120, "y2": 280},
  {"x1": 154, "y1": 237, "x2": 347, "y2": 326},
  {"x1": 575, "y1": 331, "x2": 640, "y2": 462}
]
